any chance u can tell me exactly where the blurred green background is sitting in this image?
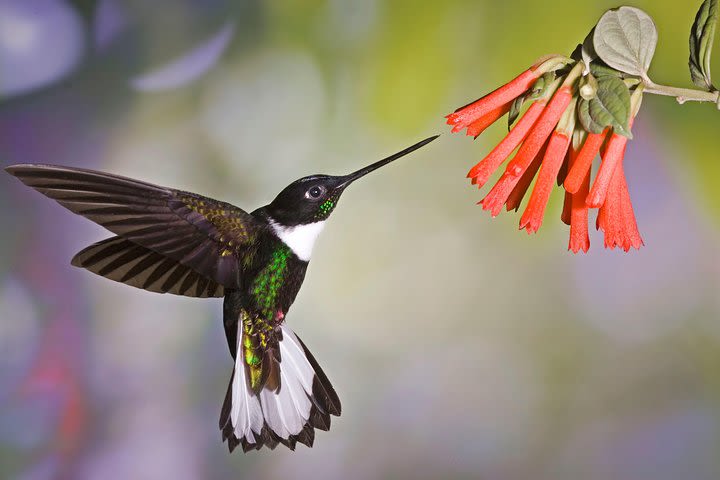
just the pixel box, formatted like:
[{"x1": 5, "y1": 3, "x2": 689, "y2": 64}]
[{"x1": 1, "y1": 0, "x2": 719, "y2": 479}]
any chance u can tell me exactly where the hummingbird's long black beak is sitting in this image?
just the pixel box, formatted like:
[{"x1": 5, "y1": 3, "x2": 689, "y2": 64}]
[{"x1": 337, "y1": 135, "x2": 439, "y2": 188}]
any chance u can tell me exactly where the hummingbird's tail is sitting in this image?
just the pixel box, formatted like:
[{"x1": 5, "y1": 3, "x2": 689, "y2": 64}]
[{"x1": 219, "y1": 325, "x2": 341, "y2": 452}]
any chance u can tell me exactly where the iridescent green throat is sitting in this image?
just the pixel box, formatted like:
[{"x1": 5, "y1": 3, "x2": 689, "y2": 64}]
[{"x1": 315, "y1": 198, "x2": 336, "y2": 220}]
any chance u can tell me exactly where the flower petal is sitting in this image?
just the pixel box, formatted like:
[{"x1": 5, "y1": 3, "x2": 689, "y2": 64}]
[
  {"x1": 599, "y1": 161, "x2": 644, "y2": 251},
  {"x1": 446, "y1": 68, "x2": 539, "y2": 132},
  {"x1": 520, "y1": 131, "x2": 571, "y2": 233},
  {"x1": 467, "y1": 100, "x2": 546, "y2": 187},
  {"x1": 568, "y1": 146, "x2": 591, "y2": 253},
  {"x1": 465, "y1": 103, "x2": 512, "y2": 137},
  {"x1": 587, "y1": 116, "x2": 635, "y2": 208},
  {"x1": 587, "y1": 134, "x2": 627, "y2": 208},
  {"x1": 505, "y1": 139, "x2": 549, "y2": 212},
  {"x1": 505, "y1": 87, "x2": 573, "y2": 177},
  {"x1": 563, "y1": 129, "x2": 609, "y2": 194},
  {"x1": 481, "y1": 87, "x2": 572, "y2": 216}
]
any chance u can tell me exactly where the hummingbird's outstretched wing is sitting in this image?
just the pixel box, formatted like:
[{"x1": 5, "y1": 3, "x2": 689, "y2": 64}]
[
  {"x1": 6, "y1": 164, "x2": 264, "y2": 290},
  {"x1": 71, "y1": 236, "x2": 225, "y2": 298}
]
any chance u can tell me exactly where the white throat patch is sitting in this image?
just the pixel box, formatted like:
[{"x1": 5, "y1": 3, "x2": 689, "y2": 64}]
[{"x1": 271, "y1": 221, "x2": 326, "y2": 261}]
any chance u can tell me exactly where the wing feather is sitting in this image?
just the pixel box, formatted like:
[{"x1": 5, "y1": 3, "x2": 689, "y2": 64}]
[
  {"x1": 6, "y1": 164, "x2": 264, "y2": 289},
  {"x1": 71, "y1": 236, "x2": 224, "y2": 298}
]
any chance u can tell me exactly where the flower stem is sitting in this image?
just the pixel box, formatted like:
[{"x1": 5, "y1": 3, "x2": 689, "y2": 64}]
[{"x1": 642, "y1": 79, "x2": 720, "y2": 108}]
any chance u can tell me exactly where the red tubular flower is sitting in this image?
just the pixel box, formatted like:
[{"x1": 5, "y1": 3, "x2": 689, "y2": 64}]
[
  {"x1": 563, "y1": 129, "x2": 609, "y2": 194},
  {"x1": 594, "y1": 89, "x2": 644, "y2": 250},
  {"x1": 467, "y1": 101, "x2": 546, "y2": 187},
  {"x1": 597, "y1": 161, "x2": 643, "y2": 251},
  {"x1": 466, "y1": 103, "x2": 512, "y2": 138},
  {"x1": 586, "y1": 117, "x2": 635, "y2": 208},
  {"x1": 505, "y1": 139, "x2": 548, "y2": 211},
  {"x1": 446, "y1": 54, "x2": 647, "y2": 253},
  {"x1": 587, "y1": 133, "x2": 627, "y2": 208},
  {"x1": 446, "y1": 68, "x2": 540, "y2": 133},
  {"x1": 481, "y1": 85, "x2": 573, "y2": 216},
  {"x1": 567, "y1": 143, "x2": 591, "y2": 253},
  {"x1": 519, "y1": 130, "x2": 571, "y2": 232},
  {"x1": 505, "y1": 87, "x2": 573, "y2": 176}
]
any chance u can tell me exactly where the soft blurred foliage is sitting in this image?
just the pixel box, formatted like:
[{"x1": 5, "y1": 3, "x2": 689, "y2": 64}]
[{"x1": 1, "y1": 0, "x2": 719, "y2": 479}]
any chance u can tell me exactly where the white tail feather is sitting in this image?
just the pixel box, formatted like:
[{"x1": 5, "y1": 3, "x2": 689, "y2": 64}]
[
  {"x1": 230, "y1": 338, "x2": 263, "y2": 442},
  {"x1": 280, "y1": 329, "x2": 315, "y2": 394},
  {"x1": 231, "y1": 325, "x2": 316, "y2": 442}
]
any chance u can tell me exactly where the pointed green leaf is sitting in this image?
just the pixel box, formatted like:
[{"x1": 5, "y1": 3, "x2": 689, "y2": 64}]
[
  {"x1": 689, "y1": 0, "x2": 718, "y2": 90},
  {"x1": 508, "y1": 95, "x2": 525, "y2": 130},
  {"x1": 590, "y1": 62, "x2": 625, "y2": 79},
  {"x1": 578, "y1": 76, "x2": 632, "y2": 138},
  {"x1": 577, "y1": 98, "x2": 605, "y2": 134},
  {"x1": 593, "y1": 7, "x2": 658, "y2": 77},
  {"x1": 592, "y1": 76, "x2": 633, "y2": 138}
]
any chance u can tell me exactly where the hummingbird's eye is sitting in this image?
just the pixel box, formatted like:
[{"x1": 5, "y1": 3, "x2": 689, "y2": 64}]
[{"x1": 305, "y1": 185, "x2": 326, "y2": 199}]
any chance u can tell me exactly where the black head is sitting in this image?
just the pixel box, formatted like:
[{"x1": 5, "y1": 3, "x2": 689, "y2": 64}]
[{"x1": 264, "y1": 136, "x2": 438, "y2": 226}]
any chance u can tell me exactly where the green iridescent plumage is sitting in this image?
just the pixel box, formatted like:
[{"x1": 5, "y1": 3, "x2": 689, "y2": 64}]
[
  {"x1": 241, "y1": 310, "x2": 274, "y2": 391},
  {"x1": 314, "y1": 195, "x2": 338, "y2": 220},
  {"x1": 241, "y1": 245, "x2": 293, "y2": 390},
  {"x1": 319, "y1": 199, "x2": 334, "y2": 215},
  {"x1": 252, "y1": 245, "x2": 291, "y2": 320}
]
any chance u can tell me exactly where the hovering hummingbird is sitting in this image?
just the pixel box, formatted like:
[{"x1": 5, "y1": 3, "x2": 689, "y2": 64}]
[{"x1": 5, "y1": 135, "x2": 438, "y2": 452}]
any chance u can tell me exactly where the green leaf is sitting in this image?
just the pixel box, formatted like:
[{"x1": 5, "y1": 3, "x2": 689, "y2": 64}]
[
  {"x1": 508, "y1": 95, "x2": 525, "y2": 130},
  {"x1": 577, "y1": 76, "x2": 633, "y2": 138},
  {"x1": 593, "y1": 7, "x2": 658, "y2": 77},
  {"x1": 577, "y1": 98, "x2": 605, "y2": 134},
  {"x1": 594, "y1": 76, "x2": 633, "y2": 137},
  {"x1": 590, "y1": 62, "x2": 625, "y2": 79},
  {"x1": 689, "y1": 0, "x2": 718, "y2": 90}
]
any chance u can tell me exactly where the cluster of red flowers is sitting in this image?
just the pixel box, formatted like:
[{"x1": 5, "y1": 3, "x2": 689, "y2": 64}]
[{"x1": 446, "y1": 56, "x2": 644, "y2": 252}]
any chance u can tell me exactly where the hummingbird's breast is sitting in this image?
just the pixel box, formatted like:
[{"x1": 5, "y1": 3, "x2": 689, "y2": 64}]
[{"x1": 246, "y1": 235, "x2": 308, "y2": 324}]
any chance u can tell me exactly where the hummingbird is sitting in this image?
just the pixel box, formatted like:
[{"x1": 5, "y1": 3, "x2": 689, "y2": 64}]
[{"x1": 5, "y1": 135, "x2": 438, "y2": 453}]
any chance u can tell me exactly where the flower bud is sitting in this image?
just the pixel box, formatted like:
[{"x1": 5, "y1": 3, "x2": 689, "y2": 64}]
[{"x1": 579, "y1": 74, "x2": 598, "y2": 100}]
